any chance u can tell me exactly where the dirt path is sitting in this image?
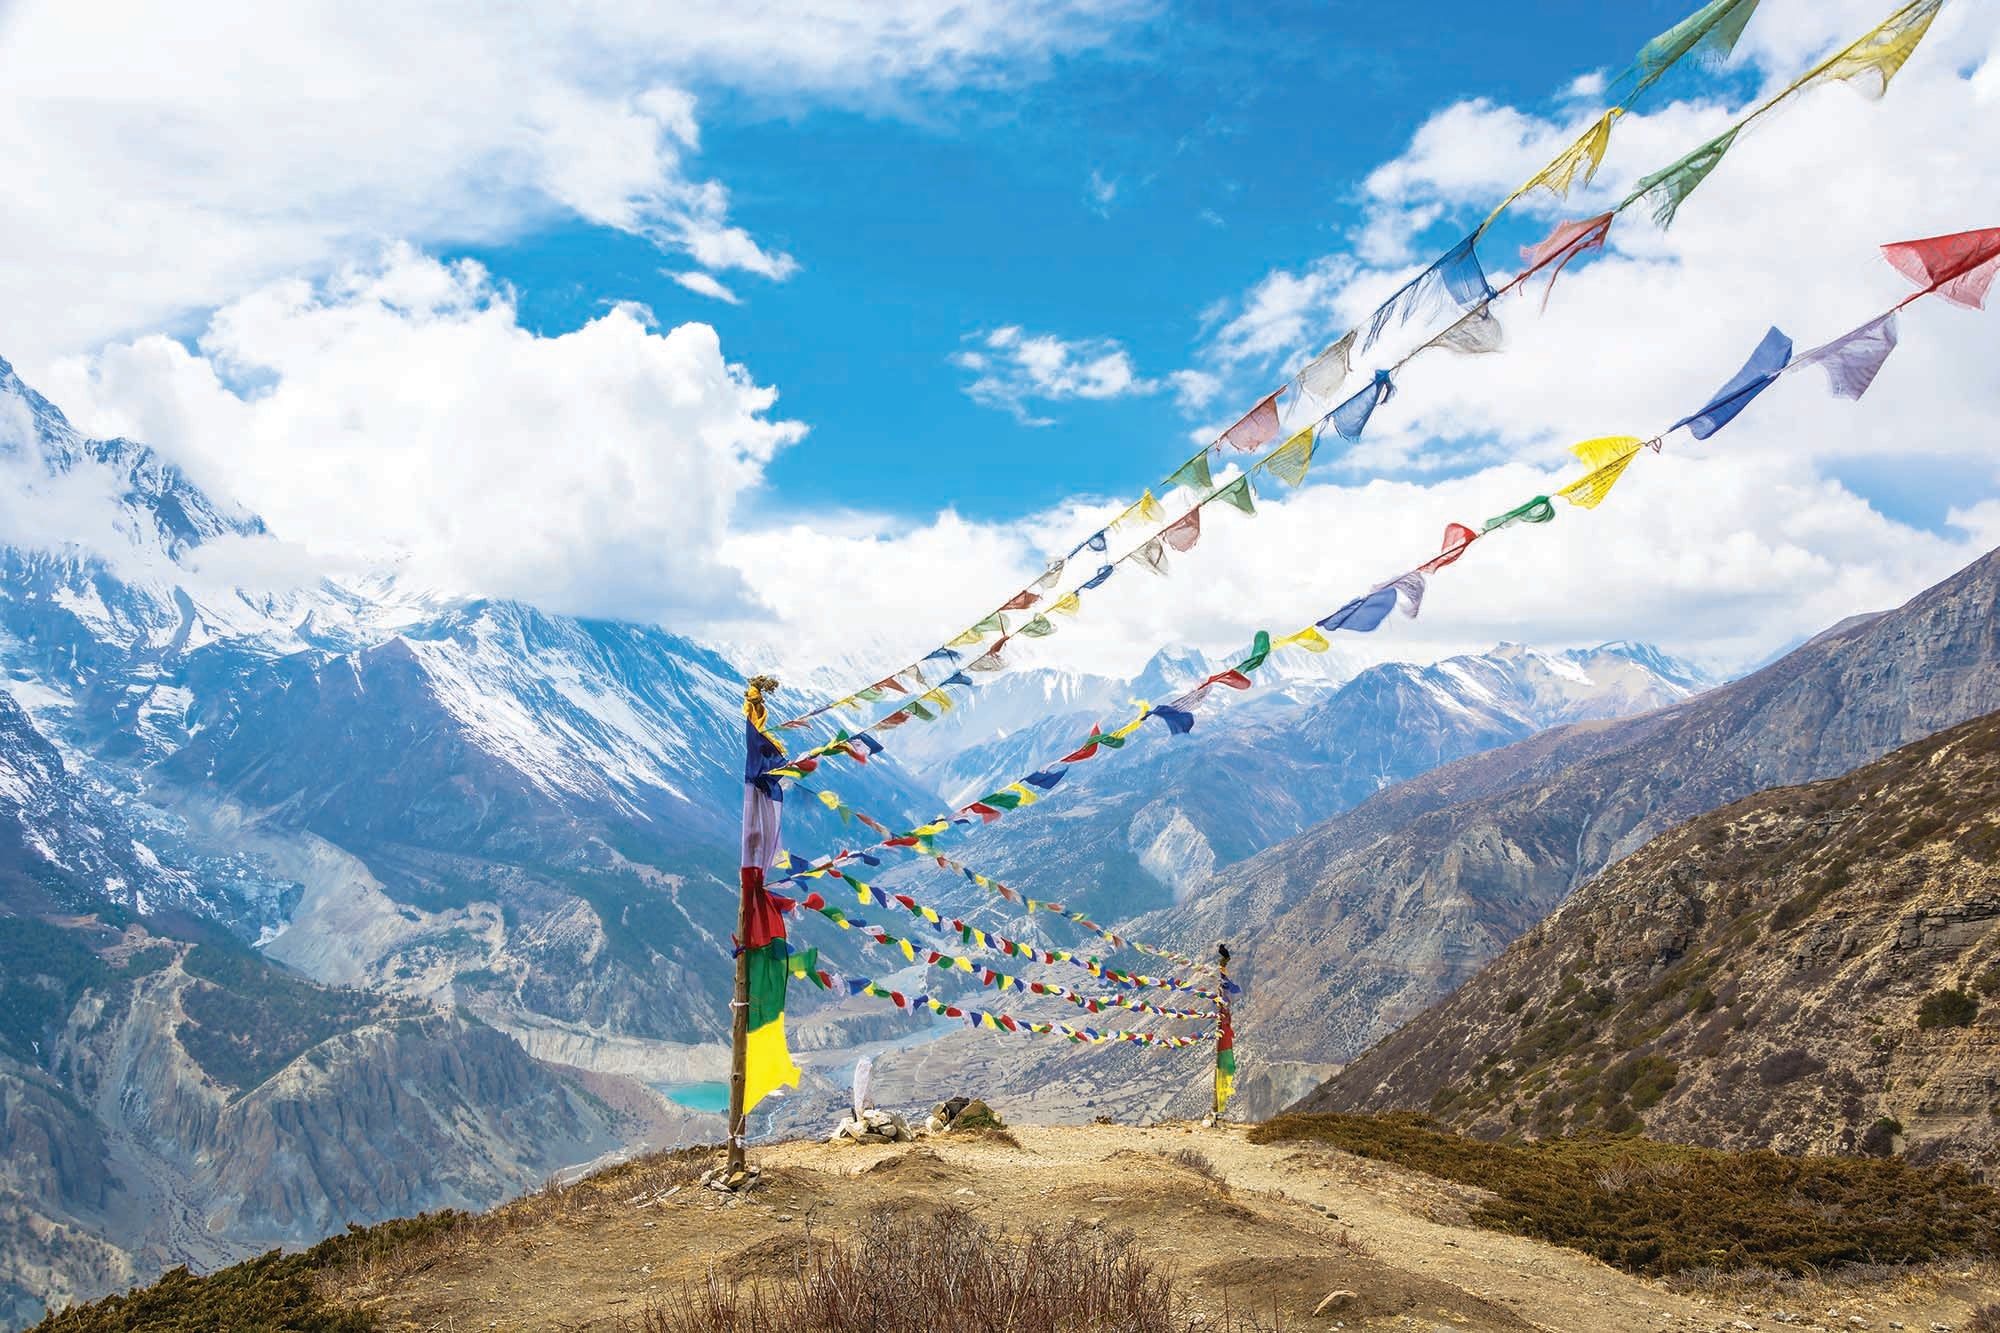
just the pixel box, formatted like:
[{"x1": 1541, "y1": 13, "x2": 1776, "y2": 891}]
[{"x1": 348, "y1": 1123, "x2": 1997, "y2": 1332}]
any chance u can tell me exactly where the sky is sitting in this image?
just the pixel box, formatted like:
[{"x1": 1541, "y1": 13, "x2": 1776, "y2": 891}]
[{"x1": 2, "y1": 0, "x2": 1998, "y2": 685}]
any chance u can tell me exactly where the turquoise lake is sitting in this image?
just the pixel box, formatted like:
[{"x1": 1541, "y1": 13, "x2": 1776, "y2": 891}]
[{"x1": 660, "y1": 1081, "x2": 729, "y2": 1114}]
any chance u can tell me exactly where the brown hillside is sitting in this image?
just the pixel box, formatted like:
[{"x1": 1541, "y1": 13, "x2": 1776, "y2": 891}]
[{"x1": 1299, "y1": 707, "x2": 2000, "y2": 1171}]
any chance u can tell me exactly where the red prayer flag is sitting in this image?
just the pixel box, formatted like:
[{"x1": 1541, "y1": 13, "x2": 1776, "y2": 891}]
[
  {"x1": 1161, "y1": 508, "x2": 1202, "y2": 553},
  {"x1": 1205, "y1": 669, "x2": 1254, "y2": 691},
  {"x1": 1519, "y1": 212, "x2": 1613, "y2": 310},
  {"x1": 968, "y1": 802, "x2": 1003, "y2": 822},
  {"x1": 1061, "y1": 725, "x2": 1105, "y2": 763},
  {"x1": 1000, "y1": 589, "x2": 1040, "y2": 611},
  {"x1": 1882, "y1": 226, "x2": 2000, "y2": 310},
  {"x1": 1418, "y1": 522, "x2": 1479, "y2": 573},
  {"x1": 1215, "y1": 388, "x2": 1284, "y2": 453}
]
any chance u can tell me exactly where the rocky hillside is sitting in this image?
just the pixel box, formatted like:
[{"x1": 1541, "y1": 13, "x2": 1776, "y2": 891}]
[
  {"x1": 1138, "y1": 543, "x2": 2000, "y2": 1070},
  {"x1": 1297, "y1": 707, "x2": 2000, "y2": 1173}
]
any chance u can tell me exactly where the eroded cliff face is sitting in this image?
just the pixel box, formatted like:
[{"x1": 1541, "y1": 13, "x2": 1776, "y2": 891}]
[
  {"x1": 1300, "y1": 708, "x2": 2000, "y2": 1175},
  {"x1": 1146, "y1": 544, "x2": 2000, "y2": 1069},
  {"x1": 2, "y1": 929, "x2": 642, "y2": 1326}
]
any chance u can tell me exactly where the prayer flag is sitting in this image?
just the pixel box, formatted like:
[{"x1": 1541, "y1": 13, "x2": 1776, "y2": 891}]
[
  {"x1": 1017, "y1": 614, "x2": 1056, "y2": 638},
  {"x1": 1482, "y1": 495, "x2": 1556, "y2": 532},
  {"x1": 1079, "y1": 565, "x2": 1116, "y2": 590},
  {"x1": 1236, "y1": 630, "x2": 1273, "y2": 673},
  {"x1": 1800, "y1": 0, "x2": 1940, "y2": 100},
  {"x1": 1795, "y1": 313, "x2": 1899, "y2": 400},
  {"x1": 1114, "y1": 488, "x2": 1167, "y2": 528},
  {"x1": 1433, "y1": 306, "x2": 1504, "y2": 355},
  {"x1": 1881, "y1": 226, "x2": 2000, "y2": 309},
  {"x1": 1276, "y1": 627, "x2": 1331, "y2": 653},
  {"x1": 1216, "y1": 388, "x2": 1284, "y2": 453},
  {"x1": 1000, "y1": 589, "x2": 1039, "y2": 611},
  {"x1": 1263, "y1": 425, "x2": 1315, "y2": 487},
  {"x1": 1332, "y1": 370, "x2": 1395, "y2": 442},
  {"x1": 1165, "y1": 451, "x2": 1213, "y2": 494},
  {"x1": 1480, "y1": 108, "x2": 1622, "y2": 234},
  {"x1": 1633, "y1": 0, "x2": 1762, "y2": 88},
  {"x1": 1362, "y1": 237, "x2": 1490, "y2": 352},
  {"x1": 1047, "y1": 591, "x2": 1083, "y2": 615},
  {"x1": 1318, "y1": 587, "x2": 1398, "y2": 633},
  {"x1": 1216, "y1": 476, "x2": 1256, "y2": 515},
  {"x1": 1627, "y1": 127, "x2": 1739, "y2": 230},
  {"x1": 1418, "y1": 522, "x2": 1479, "y2": 573},
  {"x1": 1519, "y1": 213, "x2": 1614, "y2": 309},
  {"x1": 1215, "y1": 1004, "x2": 1236, "y2": 1116},
  {"x1": 1671, "y1": 326, "x2": 1791, "y2": 440},
  {"x1": 1297, "y1": 331, "x2": 1355, "y2": 407},
  {"x1": 1135, "y1": 537, "x2": 1169, "y2": 576},
  {"x1": 1161, "y1": 508, "x2": 1202, "y2": 553},
  {"x1": 1032, "y1": 559, "x2": 1066, "y2": 590}
]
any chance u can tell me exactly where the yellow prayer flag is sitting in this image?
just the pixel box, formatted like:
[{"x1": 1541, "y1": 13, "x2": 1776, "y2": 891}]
[
  {"x1": 1108, "y1": 704, "x2": 1151, "y2": 741},
  {"x1": 1262, "y1": 425, "x2": 1315, "y2": 488},
  {"x1": 1047, "y1": 592, "x2": 1082, "y2": 615},
  {"x1": 899, "y1": 938, "x2": 915, "y2": 961},
  {"x1": 1005, "y1": 782, "x2": 1040, "y2": 806},
  {"x1": 1556, "y1": 451, "x2": 1639, "y2": 509},
  {"x1": 1480, "y1": 108, "x2": 1622, "y2": 234},
  {"x1": 1795, "y1": 0, "x2": 1940, "y2": 100},
  {"x1": 920, "y1": 688, "x2": 954, "y2": 714},
  {"x1": 743, "y1": 1017, "x2": 800, "y2": 1110},
  {"x1": 1277, "y1": 626, "x2": 1331, "y2": 653},
  {"x1": 816, "y1": 790, "x2": 841, "y2": 811},
  {"x1": 1569, "y1": 435, "x2": 1644, "y2": 470},
  {"x1": 957, "y1": 956, "x2": 975, "y2": 973},
  {"x1": 945, "y1": 627, "x2": 986, "y2": 648},
  {"x1": 920, "y1": 906, "x2": 940, "y2": 923}
]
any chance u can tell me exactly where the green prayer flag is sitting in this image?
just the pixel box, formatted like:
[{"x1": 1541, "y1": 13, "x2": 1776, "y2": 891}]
[
  {"x1": 984, "y1": 789, "x2": 1024, "y2": 811},
  {"x1": 1625, "y1": 127, "x2": 1739, "y2": 230},
  {"x1": 857, "y1": 685, "x2": 884, "y2": 702},
  {"x1": 1164, "y1": 452, "x2": 1213, "y2": 494},
  {"x1": 1018, "y1": 614, "x2": 1055, "y2": 637},
  {"x1": 1237, "y1": 630, "x2": 1273, "y2": 674},
  {"x1": 1634, "y1": 0, "x2": 1760, "y2": 87},
  {"x1": 1482, "y1": 495, "x2": 1557, "y2": 532},
  {"x1": 971, "y1": 611, "x2": 1005, "y2": 635},
  {"x1": 907, "y1": 701, "x2": 935, "y2": 722},
  {"x1": 1216, "y1": 475, "x2": 1256, "y2": 515}
]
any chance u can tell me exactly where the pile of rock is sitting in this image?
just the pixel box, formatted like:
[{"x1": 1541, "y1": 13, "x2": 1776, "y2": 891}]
[
  {"x1": 829, "y1": 1107, "x2": 913, "y2": 1144},
  {"x1": 699, "y1": 1163, "x2": 762, "y2": 1193},
  {"x1": 923, "y1": 1097, "x2": 1005, "y2": 1134}
]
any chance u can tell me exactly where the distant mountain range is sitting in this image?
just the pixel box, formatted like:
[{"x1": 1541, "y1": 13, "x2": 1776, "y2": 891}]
[
  {"x1": 1139, "y1": 542, "x2": 2000, "y2": 1078},
  {"x1": 1297, "y1": 706, "x2": 2000, "y2": 1175}
]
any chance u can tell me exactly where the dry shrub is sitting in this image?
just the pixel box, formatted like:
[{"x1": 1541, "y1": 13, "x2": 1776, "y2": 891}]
[
  {"x1": 644, "y1": 1205, "x2": 1210, "y2": 1333},
  {"x1": 1166, "y1": 1148, "x2": 1224, "y2": 1185},
  {"x1": 1969, "y1": 1301, "x2": 2000, "y2": 1333}
]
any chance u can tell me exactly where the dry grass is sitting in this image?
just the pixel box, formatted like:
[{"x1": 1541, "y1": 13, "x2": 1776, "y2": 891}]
[
  {"x1": 1963, "y1": 1300, "x2": 2000, "y2": 1333},
  {"x1": 642, "y1": 1205, "x2": 1236, "y2": 1333}
]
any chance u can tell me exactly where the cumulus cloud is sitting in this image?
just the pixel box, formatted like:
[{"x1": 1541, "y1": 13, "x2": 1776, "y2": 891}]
[
  {"x1": 0, "y1": 0, "x2": 1143, "y2": 354},
  {"x1": 41, "y1": 248, "x2": 803, "y2": 622},
  {"x1": 952, "y1": 326, "x2": 1159, "y2": 424}
]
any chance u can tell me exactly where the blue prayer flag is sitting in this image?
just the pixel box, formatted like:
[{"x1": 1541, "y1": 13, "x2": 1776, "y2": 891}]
[{"x1": 1672, "y1": 326, "x2": 1790, "y2": 440}]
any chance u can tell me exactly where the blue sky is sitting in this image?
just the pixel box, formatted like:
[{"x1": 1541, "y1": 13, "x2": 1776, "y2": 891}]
[
  {"x1": 466, "y1": 2, "x2": 1744, "y2": 522},
  {"x1": 3, "y1": 0, "x2": 1996, "y2": 675}
]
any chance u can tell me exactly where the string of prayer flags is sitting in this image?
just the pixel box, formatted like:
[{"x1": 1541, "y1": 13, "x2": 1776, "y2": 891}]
[
  {"x1": 791, "y1": 894, "x2": 1214, "y2": 1020},
  {"x1": 1672, "y1": 326, "x2": 1792, "y2": 440},
  {"x1": 777, "y1": 0, "x2": 1946, "y2": 741},
  {"x1": 1883, "y1": 226, "x2": 2000, "y2": 309},
  {"x1": 772, "y1": 229, "x2": 1992, "y2": 884},
  {"x1": 1794, "y1": 315, "x2": 1899, "y2": 401},
  {"x1": 788, "y1": 956, "x2": 1205, "y2": 1048}
]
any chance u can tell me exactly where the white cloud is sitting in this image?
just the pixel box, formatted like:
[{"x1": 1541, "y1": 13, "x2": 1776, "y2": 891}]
[
  {"x1": 40, "y1": 247, "x2": 803, "y2": 622},
  {"x1": 668, "y1": 271, "x2": 743, "y2": 305},
  {"x1": 0, "y1": 0, "x2": 1143, "y2": 355},
  {"x1": 1087, "y1": 168, "x2": 1119, "y2": 215},
  {"x1": 953, "y1": 326, "x2": 1159, "y2": 424}
]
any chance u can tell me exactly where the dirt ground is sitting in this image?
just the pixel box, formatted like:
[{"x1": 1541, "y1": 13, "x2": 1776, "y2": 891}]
[{"x1": 343, "y1": 1123, "x2": 1999, "y2": 1333}]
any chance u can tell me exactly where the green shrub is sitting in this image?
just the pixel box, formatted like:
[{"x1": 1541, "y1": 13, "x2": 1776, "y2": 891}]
[
  {"x1": 1248, "y1": 1112, "x2": 2000, "y2": 1278},
  {"x1": 1916, "y1": 988, "x2": 1980, "y2": 1031}
]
